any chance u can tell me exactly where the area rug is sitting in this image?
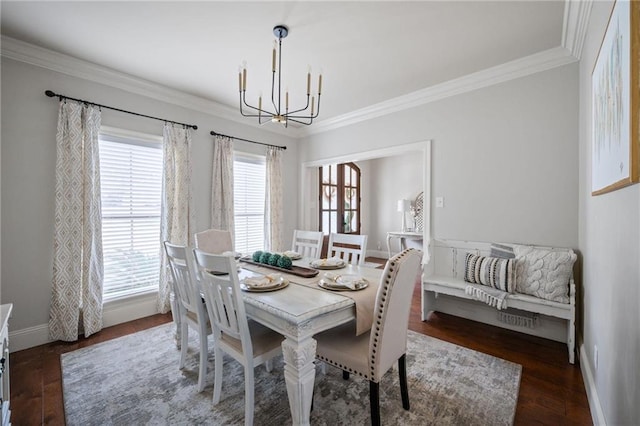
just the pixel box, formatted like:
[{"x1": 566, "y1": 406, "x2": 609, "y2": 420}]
[{"x1": 61, "y1": 323, "x2": 521, "y2": 425}]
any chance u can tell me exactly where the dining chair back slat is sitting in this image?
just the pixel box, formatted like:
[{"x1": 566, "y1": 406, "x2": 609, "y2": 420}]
[
  {"x1": 291, "y1": 230, "x2": 324, "y2": 259},
  {"x1": 327, "y1": 233, "x2": 368, "y2": 265}
]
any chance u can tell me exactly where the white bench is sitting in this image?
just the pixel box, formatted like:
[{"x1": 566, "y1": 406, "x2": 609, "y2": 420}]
[{"x1": 422, "y1": 239, "x2": 576, "y2": 364}]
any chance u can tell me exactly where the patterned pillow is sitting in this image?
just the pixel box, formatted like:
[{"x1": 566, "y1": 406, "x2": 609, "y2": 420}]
[
  {"x1": 464, "y1": 253, "x2": 515, "y2": 293},
  {"x1": 513, "y1": 245, "x2": 577, "y2": 303}
]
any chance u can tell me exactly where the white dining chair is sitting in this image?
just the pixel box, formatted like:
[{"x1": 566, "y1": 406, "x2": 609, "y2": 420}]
[
  {"x1": 291, "y1": 229, "x2": 324, "y2": 258},
  {"x1": 327, "y1": 233, "x2": 368, "y2": 265},
  {"x1": 193, "y1": 249, "x2": 284, "y2": 426},
  {"x1": 164, "y1": 241, "x2": 211, "y2": 392},
  {"x1": 314, "y1": 248, "x2": 422, "y2": 426},
  {"x1": 194, "y1": 228, "x2": 233, "y2": 254}
]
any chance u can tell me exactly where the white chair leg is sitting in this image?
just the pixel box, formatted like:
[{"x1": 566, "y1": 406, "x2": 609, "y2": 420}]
[
  {"x1": 179, "y1": 321, "x2": 189, "y2": 369},
  {"x1": 319, "y1": 361, "x2": 327, "y2": 375},
  {"x1": 264, "y1": 358, "x2": 273, "y2": 372},
  {"x1": 213, "y1": 347, "x2": 223, "y2": 405},
  {"x1": 197, "y1": 325, "x2": 208, "y2": 392},
  {"x1": 244, "y1": 364, "x2": 255, "y2": 426}
]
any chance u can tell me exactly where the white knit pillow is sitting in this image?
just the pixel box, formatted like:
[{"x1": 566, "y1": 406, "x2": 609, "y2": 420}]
[{"x1": 513, "y1": 245, "x2": 576, "y2": 303}]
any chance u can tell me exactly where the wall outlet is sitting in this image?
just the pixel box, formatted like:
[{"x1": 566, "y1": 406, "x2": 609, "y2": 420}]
[
  {"x1": 594, "y1": 345, "x2": 598, "y2": 370},
  {"x1": 376, "y1": 241, "x2": 381, "y2": 250}
]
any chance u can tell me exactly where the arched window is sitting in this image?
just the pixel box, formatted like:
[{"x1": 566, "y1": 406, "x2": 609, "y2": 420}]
[{"x1": 319, "y1": 162, "x2": 361, "y2": 235}]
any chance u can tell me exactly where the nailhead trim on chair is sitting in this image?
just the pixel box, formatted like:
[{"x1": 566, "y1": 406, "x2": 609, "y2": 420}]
[
  {"x1": 317, "y1": 249, "x2": 418, "y2": 383},
  {"x1": 369, "y1": 249, "x2": 415, "y2": 382}
]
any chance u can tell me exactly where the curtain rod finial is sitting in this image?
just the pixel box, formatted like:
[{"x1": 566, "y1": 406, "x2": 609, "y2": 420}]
[{"x1": 45, "y1": 90, "x2": 56, "y2": 98}]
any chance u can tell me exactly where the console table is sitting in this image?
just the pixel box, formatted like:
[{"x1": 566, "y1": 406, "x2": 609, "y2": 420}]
[{"x1": 386, "y1": 231, "x2": 423, "y2": 258}]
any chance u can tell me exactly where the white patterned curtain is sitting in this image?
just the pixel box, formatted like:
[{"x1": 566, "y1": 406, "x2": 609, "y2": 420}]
[
  {"x1": 264, "y1": 147, "x2": 284, "y2": 252},
  {"x1": 49, "y1": 101, "x2": 104, "y2": 341},
  {"x1": 210, "y1": 134, "x2": 235, "y2": 239},
  {"x1": 158, "y1": 124, "x2": 195, "y2": 313}
]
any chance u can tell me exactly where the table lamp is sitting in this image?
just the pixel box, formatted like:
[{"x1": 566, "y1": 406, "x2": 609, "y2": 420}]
[{"x1": 397, "y1": 199, "x2": 411, "y2": 232}]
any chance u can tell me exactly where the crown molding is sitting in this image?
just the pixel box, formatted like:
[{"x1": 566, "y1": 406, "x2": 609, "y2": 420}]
[
  {"x1": 0, "y1": 36, "x2": 296, "y2": 138},
  {"x1": 303, "y1": 46, "x2": 578, "y2": 136},
  {"x1": 2, "y1": 35, "x2": 578, "y2": 140},
  {"x1": 562, "y1": 0, "x2": 594, "y2": 59}
]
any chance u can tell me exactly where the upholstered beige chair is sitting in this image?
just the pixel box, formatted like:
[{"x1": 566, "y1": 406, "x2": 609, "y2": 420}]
[
  {"x1": 314, "y1": 248, "x2": 422, "y2": 426},
  {"x1": 194, "y1": 228, "x2": 233, "y2": 254},
  {"x1": 327, "y1": 233, "x2": 368, "y2": 265},
  {"x1": 163, "y1": 242, "x2": 211, "y2": 392},
  {"x1": 291, "y1": 229, "x2": 324, "y2": 258},
  {"x1": 193, "y1": 249, "x2": 284, "y2": 426}
]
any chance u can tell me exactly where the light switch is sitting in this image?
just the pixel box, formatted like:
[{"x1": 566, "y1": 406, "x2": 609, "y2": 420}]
[{"x1": 436, "y1": 197, "x2": 444, "y2": 208}]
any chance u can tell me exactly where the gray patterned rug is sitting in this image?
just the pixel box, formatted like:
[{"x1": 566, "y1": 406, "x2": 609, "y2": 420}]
[{"x1": 61, "y1": 323, "x2": 521, "y2": 425}]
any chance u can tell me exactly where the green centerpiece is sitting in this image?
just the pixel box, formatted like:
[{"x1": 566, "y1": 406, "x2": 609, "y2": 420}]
[
  {"x1": 259, "y1": 252, "x2": 272, "y2": 264},
  {"x1": 277, "y1": 255, "x2": 293, "y2": 269},
  {"x1": 252, "y1": 251, "x2": 263, "y2": 262},
  {"x1": 268, "y1": 253, "x2": 281, "y2": 266}
]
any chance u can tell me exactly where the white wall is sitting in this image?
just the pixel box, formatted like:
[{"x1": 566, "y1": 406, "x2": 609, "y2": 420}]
[
  {"x1": 366, "y1": 153, "x2": 423, "y2": 254},
  {"x1": 578, "y1": 2, "x2": 639, "y2": 424},
  {"x1": 0, "y1": 57, "x2": 299, "y2": 346},
  {"x1": 300, "y1": 64, "x2": 579, "y2": 249}
]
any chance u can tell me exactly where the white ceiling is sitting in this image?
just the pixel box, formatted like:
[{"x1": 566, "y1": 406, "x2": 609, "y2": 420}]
[{"x1": 1, "y1": 1, "x2": 566, "y2": 127}]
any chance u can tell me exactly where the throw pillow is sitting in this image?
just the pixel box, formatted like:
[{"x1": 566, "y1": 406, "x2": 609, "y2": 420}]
[
  {"x1": 464, "y1": 253, "x2": 515, "y2": 293},
  {"x1": 489, "y1": 243, "x2": 515, "y2": 259},
  {"x1": 513, "y1": 245, "x2": 577, "y2": 303}
]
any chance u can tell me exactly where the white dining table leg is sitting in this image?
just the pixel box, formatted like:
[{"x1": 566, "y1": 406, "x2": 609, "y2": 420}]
[{"x1": 282, "y1": 336, "x2": 317, "y2": 426}]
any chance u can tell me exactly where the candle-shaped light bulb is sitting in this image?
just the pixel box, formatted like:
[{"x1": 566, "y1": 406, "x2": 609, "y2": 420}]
[
  {"x1": 318, "y1": 74, "x2": 323, "y2": 95},
  {"x1": 272, "y1": 41, "x2": 277, "y2": 72},
  {"x1": 258, "y1": 96, "x2": 262, "y2": 111},
  {"x1": 242, "y1": 67, "x2": 247, "y2": 91},
  {"x1": 311, "y1": 96, "x2": 315, "y2": 115}
]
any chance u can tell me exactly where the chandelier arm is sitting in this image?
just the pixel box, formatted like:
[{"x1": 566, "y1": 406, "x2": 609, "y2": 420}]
[
  {"x1": 310, "y1": 94, "x2": 322, "y2": 119},
  {"x1": 242, "y1": 91, "x2": 276, "y2": 116},
  {"x1": 284, "y1": 96, "x2": 311, "y2": 116}
]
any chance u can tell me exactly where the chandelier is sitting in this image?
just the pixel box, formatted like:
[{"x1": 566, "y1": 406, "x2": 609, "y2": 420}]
[{"x1": 239, "y1": 25, "x2": 322, "y2": 127}]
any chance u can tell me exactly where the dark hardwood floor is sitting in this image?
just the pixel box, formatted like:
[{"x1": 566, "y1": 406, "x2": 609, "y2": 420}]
[{"x1": 10, "y1": 281, "x2": 592, "y2": 425}]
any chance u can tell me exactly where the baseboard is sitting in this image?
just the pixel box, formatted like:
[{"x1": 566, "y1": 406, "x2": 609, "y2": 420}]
[
  {"x1": 10, "y1": 323, "x2": 51, "y2": 352},
  {"x1": 579, "y1": 343, "x2": 607, "y2": 425},
  {"x1": 9, "y1": 292, "x2": 160, "y2": 352}
]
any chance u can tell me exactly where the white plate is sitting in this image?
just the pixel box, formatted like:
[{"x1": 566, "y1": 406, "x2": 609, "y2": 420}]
[
  {"x1": 310, "y1": 259, "x2": 346, "y2": 269},
  {"x1": 282, "y1": 251, "x2": 302, "y2": 260},
  {"x1": 318, "y1": 276, "x2": 368, "y2": 291},
  {"x1": 240, "y1": 275, "x2": 288, "y2": 292}
]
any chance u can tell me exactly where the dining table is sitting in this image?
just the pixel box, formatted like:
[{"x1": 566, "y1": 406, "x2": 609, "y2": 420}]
[{"x1": 237, "y1": 257, "x2": 383, "y2": 426}]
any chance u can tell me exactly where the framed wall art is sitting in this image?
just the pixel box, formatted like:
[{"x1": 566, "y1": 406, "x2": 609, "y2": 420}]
[{"x1": 591, "y1": 0, "x2": 639, "y2": 195}]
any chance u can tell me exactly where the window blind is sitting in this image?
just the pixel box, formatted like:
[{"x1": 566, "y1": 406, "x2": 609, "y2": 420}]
[
  {"x1": 234, "y1": 155, "x2": 266, "y2": 254},
  {"x1": 99, "y1": 136, "x2": 163, "y2": 299}
]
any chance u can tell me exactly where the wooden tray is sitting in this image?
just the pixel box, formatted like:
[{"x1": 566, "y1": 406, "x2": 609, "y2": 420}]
[{"x1": 239, "y1": 258, "x2": 319, "y2": 278}]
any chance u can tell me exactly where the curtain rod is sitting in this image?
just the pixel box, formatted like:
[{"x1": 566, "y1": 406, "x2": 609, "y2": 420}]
[
  {"x1": 45, "y1": 90, "x2": 198, "y2": 130},
  {"x1": 210, "y1": 130, "x2": 286, "y2": 150}
]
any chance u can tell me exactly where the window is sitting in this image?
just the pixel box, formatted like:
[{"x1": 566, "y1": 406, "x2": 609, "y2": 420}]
[
  {"x1": 319, "y1": 162, "x2": 361, "y2": 235},
  {"x1": 234, "y1": 153, "x2": 266, "y2": 253},
  {"x1": 99, "y1": 131, "x2": 163, "y2": 300}
]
